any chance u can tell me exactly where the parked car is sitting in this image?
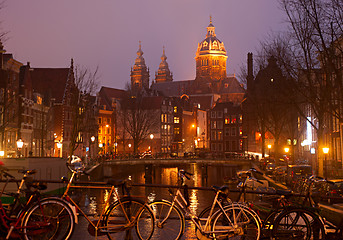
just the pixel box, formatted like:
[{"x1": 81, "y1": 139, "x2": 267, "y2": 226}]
[
  {"x1": 285, "y1": 165, "x2": 312, "y2": 186},
  {"x1": 326, "y1": 179, "x2": 343, "y2": 204}
]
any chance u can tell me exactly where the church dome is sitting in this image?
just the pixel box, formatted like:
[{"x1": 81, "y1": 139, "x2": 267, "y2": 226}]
[{"x1": 196, "y1": 17, "x2": 226, "y2": 57}]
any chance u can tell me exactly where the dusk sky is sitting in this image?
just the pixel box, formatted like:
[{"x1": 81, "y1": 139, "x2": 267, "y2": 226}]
[{"x1": 3, "y1": 0, "x2": 287, "y2": 90}]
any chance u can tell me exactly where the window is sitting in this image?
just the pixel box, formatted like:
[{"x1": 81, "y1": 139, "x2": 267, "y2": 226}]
[
  {"x1": 217, "y1": 111, "x2": 223, "y2": 118},
  {"x1": 98, "y1": 117, "x2": 102, "y2": 124},
  {"x1": 232, "y1": 141, "x2": 237, "y2": 151},
  {"x1": 211, "y1": 111, "x2": 216, "y2": 118},
  {"x1": 211, "y1": 121, "x2": 216, "y2": 129},
  {"x1": 174, "y1": 127, "x2": 180, "y2": 135},
  {"x1": 211, "y1": 130, "x2": 216, "y2": 140},
  {"x1": 217, "y1": 121, "x2": 223, "y2": 129},
  {"x1": 231, "y1": 115, "x2": 236, "y2": 124},
  {"x1": 211, "y1": 143, "x2": 216, "y2": 151},
  {"x1": 218, "y1": 143, "x2": 223, "y2": 152},
  {"x1": 225, "y1": 118, "x2": 230, "y2": 124},
  {"x1": 231, "y1": 127, "x2": 236, "y2": 136},
  {"x1": 174, "y1": 106, "x2": 177, "y2": 113},
  {"x1": 224, "y1": 108, "x2": 227, "y2": 114},
  {"x1": 239, "y1": 126, "x2": 243, "y2": 136},
  {"x1": 37, "y1": 96, "x2": 42, "y2": 105},
  {"x1": 239, "y1": 114, "x2": 243, "y2": 123},
  {"x1": 225, "y1": 127, "x2": 230, "y2": 136},
  {"x1": 224, "y1": 83, "x2": 229, "y2": 88},
  {"x1": 174, "y1": 117, "x2": 180, "y2": 123},
  {"x1": 218, "y1": 131, "x2": 223, "y2": 140},
  {"x1": 239, "y1": 139, "x2": 243, "y2": 150},
  {"x1": 107, "y1": 118, "x2": 111, "y2": 124}
]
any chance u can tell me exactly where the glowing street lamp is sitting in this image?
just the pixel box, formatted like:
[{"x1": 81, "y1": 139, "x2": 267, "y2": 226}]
[
  {"x1": 16, "y1": 139, "x2": 23, "y2": 158},
  {"x1": 267, "y1": 144, "x2": 272, "y2": 156},
  {"x1": 57, "y1": 141, "x2": 62, "y2": 158},
  {"x1": 284, "y1": 147, "x2": 290, "y2": 154},
  {"x1": 16, "y1": 139, "x2": 23, "y2": 149},
  {"x1": 323, "y1": 147, "x2": 329, "y2": 178}
]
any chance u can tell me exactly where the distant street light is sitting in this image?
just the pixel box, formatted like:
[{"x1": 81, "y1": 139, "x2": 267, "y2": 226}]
[
  {"x1": 16, "y1": 139, "x2": 23, "y2": 158},
  {"x1": 267, "y1": 144, "x2": 272, "y2": 157},
  {"x1": 57, "y1": 141, "x2": 62, "y2": 158},
  {"x1": 323, "y1": 147, "x2": 329, "y2": 178},
  {"x1": 284, "y1": 147, "x2": 289, "y2": 154}
]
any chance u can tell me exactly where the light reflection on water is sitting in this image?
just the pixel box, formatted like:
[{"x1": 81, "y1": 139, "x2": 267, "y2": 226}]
[{"x1": 77, "y1": 162, "x2": 249, "y2": 238}]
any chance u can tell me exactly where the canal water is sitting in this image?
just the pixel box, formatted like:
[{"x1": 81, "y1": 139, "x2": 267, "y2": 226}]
[{"x1": 72, "y1": 161, "x2": 252, "y2": 239}]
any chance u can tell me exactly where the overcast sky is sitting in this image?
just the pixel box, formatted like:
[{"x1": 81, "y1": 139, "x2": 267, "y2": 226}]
[{"x1": 2, "y1": 0, "x2": 287, "y2": 90}]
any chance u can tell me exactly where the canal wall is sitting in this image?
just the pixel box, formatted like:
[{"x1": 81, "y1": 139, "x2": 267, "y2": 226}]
[{"x1": 0, "y1": 157, "x2": 69, "y2": 193}]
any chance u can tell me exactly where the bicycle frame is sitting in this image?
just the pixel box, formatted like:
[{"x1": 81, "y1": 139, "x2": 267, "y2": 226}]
[
  {"x1": 0, "y1": 171, "x2": 53, "y2": 239},
  {"x1": 162, "y1": 186, "x2": 247, "y2": 236},
  {"x1": 62, "y1": 170, "x2": 146, "y2": 237}
]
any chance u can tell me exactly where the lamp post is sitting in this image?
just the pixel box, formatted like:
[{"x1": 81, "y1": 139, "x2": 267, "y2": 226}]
[
  {"x1": 322, "y1": 147, "x2": 329, "y2": 178},
  {"x1": 56, "y1": 141, "x2": 62, "y2": 158},
  {"x1": 90, "y1": 136, "x2": 95, "y2": 161},
  {"x1": 16, "y1": 139, "x2": 23, "y2": 157},
  {"x1": 267, "y1": 144, "x2": 272, "y2": 157},
  {"x1": 149, "y1": 134, "x2": 154, "y2": 154}
]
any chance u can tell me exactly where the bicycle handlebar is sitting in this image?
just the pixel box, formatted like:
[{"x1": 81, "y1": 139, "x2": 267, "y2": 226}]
[{"x1": 179, "y1": 169, "x2": 193, "y2": 180}]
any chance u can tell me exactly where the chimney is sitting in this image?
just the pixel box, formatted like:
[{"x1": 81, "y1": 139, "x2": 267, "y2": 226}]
[{"x1": 247, "y1": 52, "x2": 253, "y2": 92}]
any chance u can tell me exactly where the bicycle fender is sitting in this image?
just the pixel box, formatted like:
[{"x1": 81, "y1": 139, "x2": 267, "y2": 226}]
[{"x1": 45, "y1": 197, "x2": 78, "y2": 224}]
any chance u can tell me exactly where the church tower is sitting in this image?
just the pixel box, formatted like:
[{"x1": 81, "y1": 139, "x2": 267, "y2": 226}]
[
  {"x1": 155, "y1": 46, "x2": 173, "y2": 83},
  {"x1": 195, "y1": 17, "x2": 227, "y2": 82},
  {"x1": 130, "y1": 41, "x2": 150, "y2": 92}
]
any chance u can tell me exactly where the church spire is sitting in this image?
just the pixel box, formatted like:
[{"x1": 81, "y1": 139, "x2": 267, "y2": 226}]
[
  {"x1": 131, "y1": 41, "x2": 150, "y2": 92},
  {"x1": 155, "y1": 46, "x2": 173, "y2": 83},
  {"x1": 206, "y1": 15, "x2": 216, "y2": 37}
]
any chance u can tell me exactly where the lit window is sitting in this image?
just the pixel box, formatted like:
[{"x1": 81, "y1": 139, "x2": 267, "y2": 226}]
[
  {"x1": 225, "y1": 118, "x2": 230, "y2": 124},
  {"x1": 239, "y1": 127, "x2": 243, "y2": 136},
  {"x1": 174, "y1": 117, "x2": 180, "y2": 123},
  {"x1": 174, "y1": 127, "x2": 180, "y2": 135},
  {"x1": 218, "y1": 131, "x2": 222, "y2": 140},
  {"x1": 239, "y1": 115, "x2": 243, "y2": 123},
  {"x1": 174, "y1": 106, "x2": 177, "y2": 113},
  {"x1": 211, "y1": 121, "x2": 217, "y2": 129},
  {"x1": 231, "y1": 115, "x2": 236, "y2": 124}
]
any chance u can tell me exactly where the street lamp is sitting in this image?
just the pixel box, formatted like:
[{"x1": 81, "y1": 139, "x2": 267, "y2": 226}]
[
  {"x1": 149, "y1": 134, "x2": 154, "y2": 154},
  {"x1": 57, "y1": 141, "x2": 62, "y2": 158},
  {"x1": 267, "y1": 144, "x2": 272, "y2": 157},
  {"x1": 284, "y1": 147, "x2": 289, "y2": 154},
  {"x1": 16, "y1": 139, "x2": 23, "y2": 157},
  {"x1": 322, "y1": 147, "x2": 329, "y2": 178}
]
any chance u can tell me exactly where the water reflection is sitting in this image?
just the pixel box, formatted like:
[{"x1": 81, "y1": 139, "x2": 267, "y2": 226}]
[{"x1": 77, "y1": 162, "x2": 249, "y2": 239}]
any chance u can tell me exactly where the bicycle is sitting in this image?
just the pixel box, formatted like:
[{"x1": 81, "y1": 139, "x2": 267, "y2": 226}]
[
  {"x1": 0, "y1": 168, "x2": 75, "y2": 240},
  {"x1": 149, "y1": 169, "x2": 262, "y2": 240},
  {"x1": 61, "y1": 162, "x2": 155, "y2": 239}
]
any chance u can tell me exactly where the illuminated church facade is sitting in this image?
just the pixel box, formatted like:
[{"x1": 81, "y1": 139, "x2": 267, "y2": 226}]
[{"x1": 131, "y1": 17, "x2": 245, "y2": 106}]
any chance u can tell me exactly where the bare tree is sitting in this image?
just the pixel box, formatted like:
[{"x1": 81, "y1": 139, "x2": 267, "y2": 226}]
[
  {"x1": 118, "y1": 87, "x2": 159, "y2": 155},
  {"x1": 66, "y1": 64, "x2": 99, "y2": 162}
]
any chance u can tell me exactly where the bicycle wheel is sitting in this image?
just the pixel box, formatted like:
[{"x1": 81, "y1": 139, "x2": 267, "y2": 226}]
[
  {"x1": 212, "y1": 204, "x2": 261, "y2": 240},
  {"x1": 22, "y1": 198, "x2": 75, "y2": 240},
  {"x1": 104, "y1": 197, "x2": 154, "y2": 240},
  {"x1": 149, "y1": 200, "x2": 185, "y2": 240},
  {"x1": 271, "y1": 208, "x2": 312, "y2": 240}
]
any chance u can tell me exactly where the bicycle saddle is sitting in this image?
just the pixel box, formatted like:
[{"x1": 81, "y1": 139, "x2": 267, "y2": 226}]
[
  {"x1": 107, "y1": 178, "x2": 125, "y2": 186},
  {"x1": 19, "y1": 169, "x2": 36, "y2": 175},
  {"x1": 212, "y1": 185, "x2": 230, "y2": 193}
]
